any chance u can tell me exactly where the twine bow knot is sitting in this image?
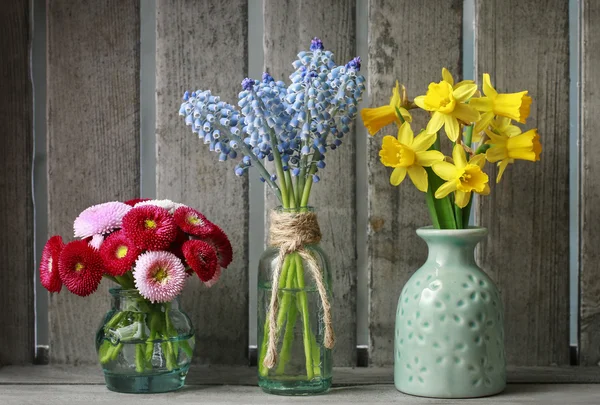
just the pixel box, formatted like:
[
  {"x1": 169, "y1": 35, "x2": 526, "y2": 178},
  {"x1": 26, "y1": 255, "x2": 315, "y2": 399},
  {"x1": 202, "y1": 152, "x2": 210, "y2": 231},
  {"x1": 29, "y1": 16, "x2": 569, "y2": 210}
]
[{"x1": 262, "y1": 210, "x2": 335, "y2": 369}]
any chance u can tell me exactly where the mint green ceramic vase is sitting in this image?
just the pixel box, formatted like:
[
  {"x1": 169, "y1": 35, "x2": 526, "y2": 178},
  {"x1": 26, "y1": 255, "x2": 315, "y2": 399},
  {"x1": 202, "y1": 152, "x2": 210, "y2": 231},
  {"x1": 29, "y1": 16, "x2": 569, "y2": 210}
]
[{"x1": 394, "y1": 227, "x2": 506, "y2": 398}]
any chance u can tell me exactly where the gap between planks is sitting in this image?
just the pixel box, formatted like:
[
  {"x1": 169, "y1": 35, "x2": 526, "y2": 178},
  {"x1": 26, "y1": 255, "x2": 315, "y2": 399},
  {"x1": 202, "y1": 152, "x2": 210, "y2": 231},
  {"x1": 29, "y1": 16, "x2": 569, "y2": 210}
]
[{"x1": 2, "y1": 366, "x2": 600, "y2": 386}]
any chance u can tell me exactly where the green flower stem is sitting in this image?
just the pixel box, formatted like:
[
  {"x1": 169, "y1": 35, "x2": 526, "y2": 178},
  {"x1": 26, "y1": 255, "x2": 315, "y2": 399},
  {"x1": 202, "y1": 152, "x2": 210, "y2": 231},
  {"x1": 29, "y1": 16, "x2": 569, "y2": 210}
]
[
  {"x1": 109, "y1": 343, "x2": 123, "y2": 361},
  {"x1": 275, "y1": 279, "x2": 298, "y2": 375},
  {"x1": 258, "y1": 255, "x2": 292, "y2": 376},
  {"x1": 310, "y1": 330, "x2": 321, "y2": 377},
  {"x1": 475, "y1": 143, "x2": 491, "y2": 155},
  {"x1": 454, "y1": 204, "x2": 464, "y2": 229},
  {"x1": 145, "y1": 329, "x2": 156, "y2": 362},
  {"x1": 464, "y1": 124, "x2": 473, "y2": 148},
  {"x1": 276, "y1": 257, "x2": 297, "y2": 330},
  {"x1": 135, "y1": 344, "x2": 145, "y2": 372},
  {"x1": 284, "y1": 170, "x2": 296, "y2": 209},
  {"x1": 462, "y1": 194, "x2": 474, "y2": 228},
  {"x1": 294, "y1": 253, "x2": 314, "y2": 380},
  {"x1": 165, "y1": 305, "x2": 179, "y2": 361}
]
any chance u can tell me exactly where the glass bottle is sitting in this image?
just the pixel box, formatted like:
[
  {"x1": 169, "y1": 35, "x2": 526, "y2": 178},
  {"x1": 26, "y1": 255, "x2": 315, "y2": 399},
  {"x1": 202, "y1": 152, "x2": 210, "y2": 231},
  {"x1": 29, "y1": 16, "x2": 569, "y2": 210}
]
[
  {"x1": 96, "y1": 288, "x2": 195, "y2": 393},
  {"x1": 257, "y1": 209, "x2": 333, "y2": 395}
]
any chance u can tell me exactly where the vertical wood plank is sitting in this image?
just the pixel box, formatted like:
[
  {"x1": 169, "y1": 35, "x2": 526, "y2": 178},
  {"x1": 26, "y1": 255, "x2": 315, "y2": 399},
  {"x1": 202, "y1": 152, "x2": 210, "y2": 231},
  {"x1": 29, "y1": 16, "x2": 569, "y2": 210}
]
[
  {"x1": 580, "y1": 0, "x2": 600, "y2": 366},
  {"x1": 475, "y1": 0, "x2": 570, "y2": 366},
  {"x1": 367, "y1": 0, "x2": 463, "y2": 366},
  {"x1": 263, "y1": 0, "x2": 357, "y2": 366},
  {"x1": 156, "y1": 0, "x2": 249, "y2": 365},
  {"x1": 47, "y1": 0, "x2": 140, "y2": 363},
  {"x1": 0, "y1": 0, "x2": 34, "y2": 365}
]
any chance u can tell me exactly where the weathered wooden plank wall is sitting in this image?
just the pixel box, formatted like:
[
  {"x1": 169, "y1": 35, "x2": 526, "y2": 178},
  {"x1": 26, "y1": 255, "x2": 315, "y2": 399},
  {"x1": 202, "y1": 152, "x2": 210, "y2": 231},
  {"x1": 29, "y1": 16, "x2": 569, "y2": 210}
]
[
  {"x1": 579, "y1": 0, "x2": 600, "y2": 366},
  {"x1": 263, "y1": 0, "x2": 357, "y2": 366},
  {"x1": 475, "y1": 0, "x2": 570, "y2": 366},
  {"x1": 0, "y1": 0, "x2": 34, "y2": 365},
  {"x1": 47, "y1": 0, "x2": 141, "y2": 363},
  {"x1": 155, "y1": 0, "x2": 249, "y2": 365},
  {"x1": 366, "y1": 0, "x2": 463, "y2": 366}
]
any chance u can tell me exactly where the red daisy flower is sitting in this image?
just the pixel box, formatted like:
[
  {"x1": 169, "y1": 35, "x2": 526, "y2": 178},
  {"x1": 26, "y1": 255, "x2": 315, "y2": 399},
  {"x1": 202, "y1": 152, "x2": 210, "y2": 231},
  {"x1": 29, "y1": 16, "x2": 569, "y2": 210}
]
[
  {"x1": 40, "y1": 235, "x2": 64, "y2": 293},
  {"x1": 100, "y1": 230, "x2": 141, "y2": 276},
  {"x1": 122, "y1": 206, "x2": 177, "y2": 251},
  {"x1": 124, "y1": 198, "x2": 150, "y2": 207},
  {"x1": 204, "y1": 225, "x2": 233, "y2": 268},
  {"x1": 182, "y1": 240, "x2": 218, "y2": 282},
  {"x1": 58, "y1": 240, "x2": 104, "y2": 297},
  {"x1": 173, "y1": 206, "x2": 215, "y2": 238}
]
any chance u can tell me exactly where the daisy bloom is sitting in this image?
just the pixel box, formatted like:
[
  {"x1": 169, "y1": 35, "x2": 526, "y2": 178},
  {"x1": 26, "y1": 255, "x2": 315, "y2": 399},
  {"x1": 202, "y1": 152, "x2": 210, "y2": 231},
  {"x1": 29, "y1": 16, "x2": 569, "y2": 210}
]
[
  {"x1": 414, "y1": 79, "x2": 480, "y2": 142},
  {"x1": 58, "y1": 240, "x2": 104, "y2": 297},
  {"x1": 204, "y1": 267, "x2": 222, "y2": 288},
  {"x1": 360, "y1": 81, "x2": 412, "y2": 135},
  {"x1": 134, "y1": 199, "x2": 186, "y2": 215},
  {"x1": 122, "y1": 205, "x2": 178, "y2": 251},
  {"x1": 40, "y1": 235, "x2": 64, "y2": 293},
  {"x1": 182, "y1": 240, "x2": 219, "y2": 282},
  {"x1": 485, "y1": 128, "x2": 542, "y2": 183},
  {"x1": 470, "y1": 73, "x2": 532, "y2": 134},
  {"x1": 73, "y1": 201, "x2": 132, "y2": 239},
  {"x1": 89, "y1": 234, "x2": 104, "y2": 250},
  {"x1": 379, "y1": 122, "x2": 444, "y2": 191},
  {"x1": 124, "y1": 198, "x2": 150, "y2": 207},
  {"x1": 432, "y1": 144, "x2": 490, "y2": 208},
  {"x1": 204, "y1": 225, "x2": 233, "y2": 268},
  {"x1": 133, "y1": 251, "x2": 186, "y2": 303},
  {"x1": 168, "y1": 229, "x2": 190, "y2": 260},
  {"x1": 174, "y1": 206, "x2": 215, "y2": 238},
  {"x1": 100, "y1": 230, "x2": 141, "y2": 276}
]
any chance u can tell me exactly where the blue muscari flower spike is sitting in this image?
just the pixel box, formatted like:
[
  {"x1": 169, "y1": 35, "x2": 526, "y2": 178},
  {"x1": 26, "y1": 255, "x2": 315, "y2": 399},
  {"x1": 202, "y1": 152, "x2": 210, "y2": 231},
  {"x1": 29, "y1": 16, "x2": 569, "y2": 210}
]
[
  {"x1": 346, "y1": 56, "x2": 361, "y2": 71},
  {"x1": 310, "y1": 37, "x2": 324, "y2": 51},
  {"x1": 241, "y1": 78, "x2": 254, "y2": 90},
  {"x1": 179, "y1": 36, "x2": 365, "y2": 202}
]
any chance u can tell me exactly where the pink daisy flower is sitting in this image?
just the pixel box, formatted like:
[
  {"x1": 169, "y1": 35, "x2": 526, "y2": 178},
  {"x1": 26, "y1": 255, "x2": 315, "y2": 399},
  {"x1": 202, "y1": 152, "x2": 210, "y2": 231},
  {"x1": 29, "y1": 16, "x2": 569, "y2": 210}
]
[
  {"x1": 133, "y1": 251, "x2": 186, "y2": 303},
  {"x1": 40, "y1": 235, "x2": 64, "y2": 293},
  {"x1": 173, "y1": 206, "x2": 214, "y2": 238},
  {"x1": 73, "y1": 201, "x2": 132, "y2": 238},
  {"x1": 58, "y1": 240, "x2": 104, "y2": 297},
  {"x1": 182, "y1": 239, "x2": 218, "y2": 282},
  {"x1": 100, "y1": 230, "x2": 141, "y2": 276},
  {"x1": 88, "y1": 234, "x2": 104, "y2": 250},
  {"x1": 122, "y1": 206, "x2": 178, "y2": 251}
]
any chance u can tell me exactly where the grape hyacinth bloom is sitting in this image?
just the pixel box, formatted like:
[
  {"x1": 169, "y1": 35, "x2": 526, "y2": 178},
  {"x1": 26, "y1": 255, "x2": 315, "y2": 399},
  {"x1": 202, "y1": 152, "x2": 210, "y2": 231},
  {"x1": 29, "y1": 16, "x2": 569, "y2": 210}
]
[{"x1": 179, "y1": 37, "x2": 365, "y2": 209}]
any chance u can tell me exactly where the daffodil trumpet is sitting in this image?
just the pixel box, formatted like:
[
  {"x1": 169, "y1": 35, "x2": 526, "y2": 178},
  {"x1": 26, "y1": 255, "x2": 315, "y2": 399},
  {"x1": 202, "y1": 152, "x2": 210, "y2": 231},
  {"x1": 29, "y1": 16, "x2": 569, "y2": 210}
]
[{"x1": 363, "y1": 68, "x2": 542, "y2": 229}]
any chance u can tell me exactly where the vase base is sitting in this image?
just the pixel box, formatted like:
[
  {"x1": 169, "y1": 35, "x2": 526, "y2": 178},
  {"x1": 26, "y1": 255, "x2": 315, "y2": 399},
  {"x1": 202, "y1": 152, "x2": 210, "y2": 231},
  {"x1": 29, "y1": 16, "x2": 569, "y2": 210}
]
[
  {"x1": 103, "y1": 367, "x2": 189, "y2": 393},
  {"x1": 395, "y1": 382, "x2": 506, "y2": 399},
  {"x1": 258, "y1": 376, "x2": 331, "y2": 396}
]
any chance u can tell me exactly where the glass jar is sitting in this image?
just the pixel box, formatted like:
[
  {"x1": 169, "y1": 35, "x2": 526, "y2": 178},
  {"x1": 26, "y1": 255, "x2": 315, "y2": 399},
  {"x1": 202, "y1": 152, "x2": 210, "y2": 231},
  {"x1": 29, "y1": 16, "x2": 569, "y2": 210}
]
[
  {"x1": 96, "y1": 288, "x2": 195, "y2": 393},
  {"x1": 257, "y1": 210, "x2": 333, "y2": 395}
]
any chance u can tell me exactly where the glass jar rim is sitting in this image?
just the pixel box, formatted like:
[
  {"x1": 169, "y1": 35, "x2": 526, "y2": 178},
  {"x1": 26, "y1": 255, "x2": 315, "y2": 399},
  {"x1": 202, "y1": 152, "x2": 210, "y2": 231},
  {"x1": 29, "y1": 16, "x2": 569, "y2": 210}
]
[
  {"x1": 108, "y1": 287, "x2": 142, "y2": 298},
  {"x1": 275, "y1": 206, "x2": 315, "y2": 213}
]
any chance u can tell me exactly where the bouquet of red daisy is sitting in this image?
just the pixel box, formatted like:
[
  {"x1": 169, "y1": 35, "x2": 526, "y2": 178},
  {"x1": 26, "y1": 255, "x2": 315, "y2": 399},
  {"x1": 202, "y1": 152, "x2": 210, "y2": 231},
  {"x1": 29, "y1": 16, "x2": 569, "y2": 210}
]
[{"x1": 39, "y1": 198, "x2": 232, "y2": 393}]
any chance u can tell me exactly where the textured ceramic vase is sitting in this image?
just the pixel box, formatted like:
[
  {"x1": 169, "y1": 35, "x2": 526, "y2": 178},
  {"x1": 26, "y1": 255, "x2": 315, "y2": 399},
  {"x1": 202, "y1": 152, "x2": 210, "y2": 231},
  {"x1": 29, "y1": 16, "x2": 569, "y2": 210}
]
[{"x1": 394, "y1": 227, "x2": 506, "y2": 398}]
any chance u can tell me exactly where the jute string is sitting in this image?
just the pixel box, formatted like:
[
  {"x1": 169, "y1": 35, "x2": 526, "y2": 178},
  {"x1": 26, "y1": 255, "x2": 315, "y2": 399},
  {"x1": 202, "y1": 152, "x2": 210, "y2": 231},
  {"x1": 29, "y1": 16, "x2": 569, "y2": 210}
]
[{"x1": 262, "y1": 210, "x2": 335, "y2": 369}]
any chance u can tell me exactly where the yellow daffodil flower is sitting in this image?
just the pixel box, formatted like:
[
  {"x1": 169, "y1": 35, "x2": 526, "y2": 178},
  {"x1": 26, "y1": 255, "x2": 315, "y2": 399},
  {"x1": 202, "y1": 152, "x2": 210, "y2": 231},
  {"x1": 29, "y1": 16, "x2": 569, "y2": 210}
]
[
  {"x1": 470, "y1": 73, "x2": 532, "y2": 134},
  {"x1": 441, "y1": 67, "x2": 475, "y2": 90},
  {"x1": 379, "y1": 122, "x2": 445, "y2": 191},
  {"x1": 473, "y1": 115, "x2": 521, "y2": 142},
  {"x1": 485, "y1": 128, "x2": 542, "y2": 183},
  {"x1": 432, "y1": 144, "x2": 490, "y2": 208},
  {"x1": 361, "y1": 81, "x2": 412, "y2": 135},
  {"x1": 414, "y1": 80, "x2": 480, "y2": 142}
]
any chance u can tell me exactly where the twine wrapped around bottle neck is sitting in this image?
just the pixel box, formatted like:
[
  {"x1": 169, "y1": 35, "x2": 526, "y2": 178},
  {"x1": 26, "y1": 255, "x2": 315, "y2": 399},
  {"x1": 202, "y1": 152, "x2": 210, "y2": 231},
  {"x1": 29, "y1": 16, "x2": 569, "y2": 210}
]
[{"x1": 262, "y1": 210, "x2": 335, "y2": 370}]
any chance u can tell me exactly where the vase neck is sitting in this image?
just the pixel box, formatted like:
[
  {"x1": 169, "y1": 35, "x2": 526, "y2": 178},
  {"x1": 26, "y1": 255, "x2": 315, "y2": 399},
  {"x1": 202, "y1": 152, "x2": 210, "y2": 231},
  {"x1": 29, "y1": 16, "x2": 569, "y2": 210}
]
[
  {"x1": 109, "y1": 288, "x2": 179, "y2": 311},
  {"x1": 416, "y1": 227, "x2": 487, "y2": 267}
]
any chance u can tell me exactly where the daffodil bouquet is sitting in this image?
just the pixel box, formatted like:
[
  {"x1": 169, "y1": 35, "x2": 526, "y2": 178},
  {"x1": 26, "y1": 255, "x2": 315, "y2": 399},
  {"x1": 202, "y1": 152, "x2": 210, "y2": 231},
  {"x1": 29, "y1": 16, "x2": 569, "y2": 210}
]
[{"x1": 362, "y1": 69, "x2": 542, "y2": 229}]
